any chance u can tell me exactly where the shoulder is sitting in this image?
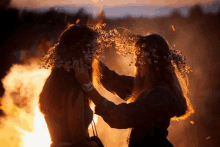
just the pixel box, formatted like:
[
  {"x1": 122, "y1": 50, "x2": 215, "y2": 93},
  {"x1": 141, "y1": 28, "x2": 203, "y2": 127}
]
[
  {"x1": 40, "y1": 71, "x2": 58, "y2": 99},
  {"x1": 42, "y1": 69, "x2": 61, "y2": 89},
  {"x1": 139, "y1": 86, "x2": 174, "y2": 107},
  {"x1": 41, "y1": 74, "x2": 53, "y2": 92},
  {"x1": 149, "y1": 86, "x2": 174, "y2": 97}
]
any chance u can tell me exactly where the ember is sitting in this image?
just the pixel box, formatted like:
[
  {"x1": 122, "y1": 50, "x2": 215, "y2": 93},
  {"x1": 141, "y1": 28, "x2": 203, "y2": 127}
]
[
  {"x1": 206, "y1": 136, "x2": 211, "y2": 140},
  {"x1": 171, "y1": 25, "x2": 176, "y2": 32},
  {"x1": 190, "y1": 121, "x2": 195, "y2": 124}
]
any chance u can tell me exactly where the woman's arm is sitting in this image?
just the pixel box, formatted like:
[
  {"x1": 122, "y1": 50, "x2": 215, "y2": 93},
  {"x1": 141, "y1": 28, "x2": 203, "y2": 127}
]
[
  {"x1": 95, "y1": 60, "x2": 134, "y2": 100},
  {"x1": 74, "y1": 59, "x2": 174, "y2": 129},
  {"x1": 93, "y1": 87, "x2": 175, "y2": 129}
]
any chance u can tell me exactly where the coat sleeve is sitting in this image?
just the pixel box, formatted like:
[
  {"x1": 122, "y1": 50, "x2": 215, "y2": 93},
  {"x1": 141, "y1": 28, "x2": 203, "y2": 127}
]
[
  {"x1": 95, "y1": 87, "x2": 174, "y2": 129},
  {"x1": 98, "y1": 61, "x2": 134, "y2": 100}
]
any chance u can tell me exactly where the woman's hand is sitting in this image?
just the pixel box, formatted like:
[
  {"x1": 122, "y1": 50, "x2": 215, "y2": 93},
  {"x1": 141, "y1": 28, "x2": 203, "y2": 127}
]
[
  {"x1": 74, "y1": 59, "x2": 103, "y2": 106},
  {"x1": 73, "y1": 58, "x2": 91, "y2": 85}
]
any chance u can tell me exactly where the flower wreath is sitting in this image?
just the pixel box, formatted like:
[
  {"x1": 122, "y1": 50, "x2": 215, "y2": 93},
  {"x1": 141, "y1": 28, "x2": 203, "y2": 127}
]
[{"x1": 42, "y1": 24, "x2": 114, "y2": 72}]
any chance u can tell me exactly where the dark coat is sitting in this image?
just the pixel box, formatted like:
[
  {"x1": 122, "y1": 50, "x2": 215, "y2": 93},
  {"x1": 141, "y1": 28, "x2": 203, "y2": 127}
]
[{"x1": 97, "y1": 61, "x2": 175, "y2": 147}]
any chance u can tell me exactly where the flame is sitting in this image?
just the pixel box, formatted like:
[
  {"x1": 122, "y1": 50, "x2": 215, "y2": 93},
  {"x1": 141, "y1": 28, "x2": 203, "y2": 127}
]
[
  {"x1": 23, "y1": 108, "x2": 51, "y2": 147},
  {"x1": 0, "y1": 59, "x2": 51, "y2": 147},
  {"x1": 171, "y1": 25, "x2": 176, "y2": 31}
]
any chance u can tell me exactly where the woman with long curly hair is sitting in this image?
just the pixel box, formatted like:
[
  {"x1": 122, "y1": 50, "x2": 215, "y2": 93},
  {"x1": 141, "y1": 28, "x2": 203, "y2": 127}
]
[
  {"x1": 39, "y1": 24, "x2": 103, "y2": 147},
  {"x1": 73, "y1": 33, "x2": 194, "y2": 147}
]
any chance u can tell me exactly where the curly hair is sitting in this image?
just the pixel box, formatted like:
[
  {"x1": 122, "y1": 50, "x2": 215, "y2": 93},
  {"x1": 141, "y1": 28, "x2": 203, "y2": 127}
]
[{"x1": 39, "y1": 24, "x2": 97, "y2": 115}]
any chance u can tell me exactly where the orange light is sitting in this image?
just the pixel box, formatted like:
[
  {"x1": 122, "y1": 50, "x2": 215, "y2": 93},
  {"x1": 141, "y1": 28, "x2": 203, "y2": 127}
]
[
  {"x1": 0, "y1": 60, "x2": 51, "y2": 147},
  {"x1": 171, "y1": 25, "x2": 176, "y2": 31},
  {"x1": 206, "y1": 136, "x2": 211, "y2": 140},
  {"x1": 23, "y1": 108, "x2": 51, "y2": 147},
  {"x1": 190, "y1": 121, "x2": 195, "y2": 124},
  {"x1": 95, "y1": 10, "x2": 105, "y2": 27},
  {"x1": 88, "y1": 102, "x2": 98, "y2": 131},
  {"x1": 76, "y1": 19, "x2": 80, "y2": 24},
  {"x1": 92, "y1": 59, "x2": 102, "y2": 90}
]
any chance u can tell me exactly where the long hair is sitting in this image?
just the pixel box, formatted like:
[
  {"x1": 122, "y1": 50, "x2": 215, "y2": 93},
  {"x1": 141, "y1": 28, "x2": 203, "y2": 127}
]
[
  {"x1": 39, "y1": 24, "x2": 97, "y2": 115},
  {"x1": 128, "y1": 34, "x2": 194, "y2": 120}
]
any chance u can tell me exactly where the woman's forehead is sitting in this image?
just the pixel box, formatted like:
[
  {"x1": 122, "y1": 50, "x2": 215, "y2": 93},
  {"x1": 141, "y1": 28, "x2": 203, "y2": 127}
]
[{"x1": 135, "y1": 45, "x2": 147, "y2": 54}]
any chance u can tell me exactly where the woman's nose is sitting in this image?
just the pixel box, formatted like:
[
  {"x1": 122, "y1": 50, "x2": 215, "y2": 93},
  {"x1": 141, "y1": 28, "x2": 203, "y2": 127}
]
[
  {"x1": 135, "y1": 61, "x2": 140, "y2": 67},
  {"x1": 135, "y1": 61, "x2": 138, "y2": 67}
]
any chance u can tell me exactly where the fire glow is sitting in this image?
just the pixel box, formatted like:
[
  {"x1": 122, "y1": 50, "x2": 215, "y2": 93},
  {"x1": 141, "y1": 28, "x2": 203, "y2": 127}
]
[
  {"x1": 0, "y1": 60, "x2": 51, "y2": 147},
  {"x1": 0, "y1": 48, "x2": 131, "y2": 147},
  {"x1": 0, "y1": 59, "x2": 101, "y2": 147}
]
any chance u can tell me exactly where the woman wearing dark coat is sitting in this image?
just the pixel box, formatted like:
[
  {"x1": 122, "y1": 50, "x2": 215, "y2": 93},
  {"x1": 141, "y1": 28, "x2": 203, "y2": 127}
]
[
  {"x1": 74, "y1": 33, "x2": 194, "y2": 147},
  {"x1": 39, "y1": 24, "x2": 101, "y2": 147}
]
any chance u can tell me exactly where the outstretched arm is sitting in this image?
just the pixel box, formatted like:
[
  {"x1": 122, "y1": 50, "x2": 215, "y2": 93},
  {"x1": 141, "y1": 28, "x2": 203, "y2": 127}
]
[
  {"x1": 95, "y1": 60, "x2": 134, "y2": 100},
  {"x1": 73, "y1": 59, "x2": 174, "y2": 129}
]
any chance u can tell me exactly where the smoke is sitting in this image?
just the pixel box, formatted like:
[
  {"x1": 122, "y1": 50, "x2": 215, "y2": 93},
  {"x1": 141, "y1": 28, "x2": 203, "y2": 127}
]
[{"x1": 0, "y1": 59, "x2": 51, "y2": 147}]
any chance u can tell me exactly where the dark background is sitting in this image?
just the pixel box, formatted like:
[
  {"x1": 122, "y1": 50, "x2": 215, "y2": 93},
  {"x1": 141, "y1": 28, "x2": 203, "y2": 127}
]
[{"x1": 0, "y1": 0, "x2": 219, "y2": 146}]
